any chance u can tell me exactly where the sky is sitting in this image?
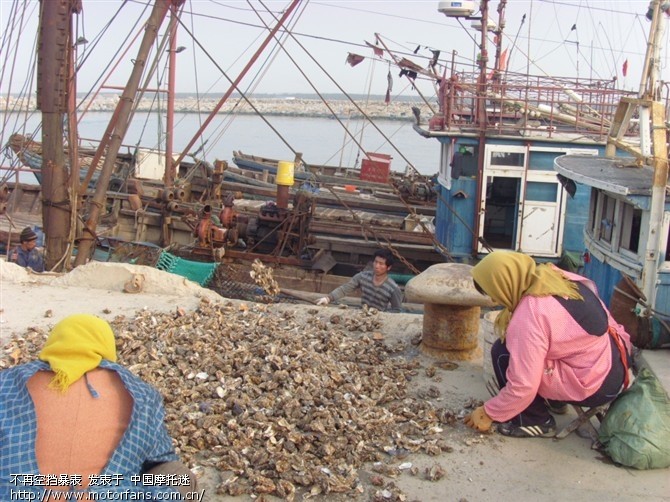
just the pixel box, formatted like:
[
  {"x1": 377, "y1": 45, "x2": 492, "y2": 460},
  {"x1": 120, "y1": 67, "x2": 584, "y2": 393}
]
[{"x1": 1, "y1": 0, "x2": 668, "y2": 102}]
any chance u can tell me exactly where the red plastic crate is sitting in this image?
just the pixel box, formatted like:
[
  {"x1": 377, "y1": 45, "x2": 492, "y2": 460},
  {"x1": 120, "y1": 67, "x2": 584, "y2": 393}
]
[{"x1": 360, "y1": 153, "x2": 392, "y2": 183}]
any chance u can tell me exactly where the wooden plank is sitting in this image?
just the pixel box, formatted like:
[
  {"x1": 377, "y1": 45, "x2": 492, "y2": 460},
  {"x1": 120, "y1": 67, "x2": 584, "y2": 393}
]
[
  {"x1": 606, "y1": 98, "x2": 635, "y2": 157},
  {"x1": 651, "y1": 100, "x2": 668, "y2": 187},
  {"x1": 309, "y1": 220, "x2": 434, "y2": 244},
  {"x1": 605, "y1": 138, "x2": 643, "y2": 160},
  {"x1": 220, "y1": 180, "x2": 436, "y2": 216},
  {"x1": 280, "y1": 287, "x2": 425, "y2": 313}
]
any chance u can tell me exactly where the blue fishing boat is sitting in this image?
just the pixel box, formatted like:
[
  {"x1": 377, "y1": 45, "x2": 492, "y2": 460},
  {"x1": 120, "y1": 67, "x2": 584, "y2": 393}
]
[
  {"x1": 416, "y1": 0, "x2": 669, "y2": 347},
  {"x1": 413, "y1": 1, "x2": 639, "y2": 265},
  {"x1": 554, "y1": 0, "x2": 670, "y2": 348}
]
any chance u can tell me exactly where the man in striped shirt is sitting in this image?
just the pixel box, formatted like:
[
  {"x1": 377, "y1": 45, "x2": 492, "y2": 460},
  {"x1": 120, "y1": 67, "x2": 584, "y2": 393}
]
[{"x1": 317, "y1": 249, "x2": 403, "y2": 312}]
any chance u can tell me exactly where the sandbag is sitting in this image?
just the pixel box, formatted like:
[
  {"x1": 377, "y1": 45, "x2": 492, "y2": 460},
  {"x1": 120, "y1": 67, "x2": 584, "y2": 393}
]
[{"x1": 598, "y1": 367, "x2": 670, "y2": 470}]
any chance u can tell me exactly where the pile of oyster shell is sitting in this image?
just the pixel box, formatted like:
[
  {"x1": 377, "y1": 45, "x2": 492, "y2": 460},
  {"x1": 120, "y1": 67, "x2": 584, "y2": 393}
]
[
  {"x1": 2, "y1": 300, "x2": 458, "y2": 500},
  {"x1": 249, "y1": 259, "x2": 280, "y2": 297}
]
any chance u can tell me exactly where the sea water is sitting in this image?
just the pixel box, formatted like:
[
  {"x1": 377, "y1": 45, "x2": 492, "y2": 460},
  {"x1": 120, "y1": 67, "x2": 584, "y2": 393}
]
[{"x1": 1, "y1": 112, "x2": 441, "y2": 184}]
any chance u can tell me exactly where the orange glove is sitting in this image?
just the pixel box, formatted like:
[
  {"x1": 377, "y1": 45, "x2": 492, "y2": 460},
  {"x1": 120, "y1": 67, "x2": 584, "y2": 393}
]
[{"x1": 464, "y1": 406, "x2": 493, "y2": 432}]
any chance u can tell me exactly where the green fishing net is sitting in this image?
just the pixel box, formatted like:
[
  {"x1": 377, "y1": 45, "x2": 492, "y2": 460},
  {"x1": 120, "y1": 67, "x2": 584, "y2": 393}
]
[{"x1": 155, "y1": 251, "x2": 218, "y2": 287}]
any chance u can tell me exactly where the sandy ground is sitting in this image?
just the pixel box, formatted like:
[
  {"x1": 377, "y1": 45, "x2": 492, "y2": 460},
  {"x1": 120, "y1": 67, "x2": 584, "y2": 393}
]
[{"x1": 1, "y1": 261, "x2": 669, "y2": 502}]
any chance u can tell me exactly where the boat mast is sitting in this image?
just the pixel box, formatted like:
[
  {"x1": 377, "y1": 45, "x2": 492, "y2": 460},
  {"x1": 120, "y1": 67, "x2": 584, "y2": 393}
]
[
  {"x1": 74, "y1": 0, "x2": 176, "y2": 266},
  {"x1": 164, "y1": 2, "x2": 182, "y2": 189},
  {"x1": 638, "y1": 0, "x2": 668, "y2": 313},
  {"x1": 37, "y1": 0, "x2": 81, "y2": 272},
  {"x1": 66, "y1": 10, "x2": 85, "y2": 270},
  {"x1": 472, "y1": 0, "x2": 491, "y2": 254},
  {"x1": 490, "y1": 0, "x2": 507, "y2": 88}
]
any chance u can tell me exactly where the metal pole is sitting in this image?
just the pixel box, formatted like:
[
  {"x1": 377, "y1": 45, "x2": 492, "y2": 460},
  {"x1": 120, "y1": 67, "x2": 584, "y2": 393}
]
[
  {"x1": 74, "y1": 0, "x2": 173, "y2": 266},
  {"x1": 472, "y1": 0, "x2": 490, "y2": 255},
  {"x1": 164, "y1": 2, "x2": 181, "y2": 188},
  {"x1": 38, "y1": 0, "x2": 79, "y2": 271},
  {"x1": 640, "y1": 0, "x2": 667, "y2": 315}
]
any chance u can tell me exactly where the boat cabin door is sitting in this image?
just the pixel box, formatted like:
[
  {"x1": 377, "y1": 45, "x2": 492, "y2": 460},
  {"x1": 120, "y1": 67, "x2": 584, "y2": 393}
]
[{"x1": 477, "y1": 145, "x2": 567, "y2": 257}]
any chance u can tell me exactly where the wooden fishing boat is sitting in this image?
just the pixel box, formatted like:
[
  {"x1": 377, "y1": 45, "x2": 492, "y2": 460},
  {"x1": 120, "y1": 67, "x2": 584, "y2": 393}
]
[
  {"x1": 232, "y1": 150, "x2": 437, "y2": 205},
  {"x1": 6, "y1": 133, "x2": 131, "y2": 189}
]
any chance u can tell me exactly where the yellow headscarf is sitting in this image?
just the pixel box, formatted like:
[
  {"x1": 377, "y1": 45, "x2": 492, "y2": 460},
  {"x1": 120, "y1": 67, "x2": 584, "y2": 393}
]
[
  {"x1": 39, "y1": 314, "x2": 117, "y2": 392},
  {"x1": 471, "y1": 251, "x2": 582, "y2": 340}
]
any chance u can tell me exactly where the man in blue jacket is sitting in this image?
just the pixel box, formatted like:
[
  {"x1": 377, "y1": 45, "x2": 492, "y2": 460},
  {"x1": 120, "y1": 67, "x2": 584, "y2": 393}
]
[{"x1": 8, "y1": 227, "x2": 45, "y2": 272}]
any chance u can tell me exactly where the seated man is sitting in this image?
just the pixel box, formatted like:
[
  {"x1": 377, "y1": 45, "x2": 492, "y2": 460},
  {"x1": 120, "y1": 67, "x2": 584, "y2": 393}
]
[
  {"x1": 317, "y1": 248, "x2": 403, "y2": 312},
  {"x1": 0, "y1": 314, "x2": 196, "y2": 499},
  {"x1": 7, "y1": 226, "x2": 45, "y2": 272}
]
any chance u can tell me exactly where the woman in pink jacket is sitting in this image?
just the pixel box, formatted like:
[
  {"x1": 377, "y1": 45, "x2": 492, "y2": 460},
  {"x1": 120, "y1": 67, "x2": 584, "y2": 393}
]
[{"x1": 464, "y1": 251, "x2": 632, "y2": 438}]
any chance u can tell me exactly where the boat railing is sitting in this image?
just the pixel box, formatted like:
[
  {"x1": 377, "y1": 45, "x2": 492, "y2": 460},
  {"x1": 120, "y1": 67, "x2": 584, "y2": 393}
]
[
  {"x1": 0, "y1": 164, "x2": 41, "y2": 185},
  {"x1": 437, "y1": 69, "x2": 641, "y2": 141}
]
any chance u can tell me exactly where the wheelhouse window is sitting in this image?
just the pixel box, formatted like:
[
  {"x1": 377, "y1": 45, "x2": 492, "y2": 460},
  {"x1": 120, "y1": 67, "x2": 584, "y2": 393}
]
[
  {"x1": 588, "y1": 189, "x2": 643, "y2": 257},
  {"x1": 619, "y1": 204, "x2": 642, "y2": 253},
  {"x1": 449, "y1": 145, "x2": 478, "y2": 179},
  {"x1": 589, "y1": 189, "x2": 599, "y2": 235},
  {"x1": 490, "y1": 151, "x2": 524, "y2": 167},
  {"x1": 599, "y1": 195, "x2": 616, "y2": 243}
]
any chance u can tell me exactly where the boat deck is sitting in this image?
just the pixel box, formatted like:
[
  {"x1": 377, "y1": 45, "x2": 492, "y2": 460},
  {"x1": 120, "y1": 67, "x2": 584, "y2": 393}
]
[{"x1": 554, "y1": 154, "x2": 662, "y2": 196}]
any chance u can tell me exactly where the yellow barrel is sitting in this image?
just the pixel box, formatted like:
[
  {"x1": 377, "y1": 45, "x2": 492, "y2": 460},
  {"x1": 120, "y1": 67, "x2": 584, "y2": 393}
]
[{"x1": 276, "y1": 160, "x2": 295, "y2": 186}]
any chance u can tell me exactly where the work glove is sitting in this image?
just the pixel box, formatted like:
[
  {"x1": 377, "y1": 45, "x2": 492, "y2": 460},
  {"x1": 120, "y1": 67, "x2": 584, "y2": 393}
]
[
  {"x1": 464, "y1": 406, "x2": 493, "y2": 432},
  {"x1": 316, "y1": 297, "x2": 330, "y2": 306}
]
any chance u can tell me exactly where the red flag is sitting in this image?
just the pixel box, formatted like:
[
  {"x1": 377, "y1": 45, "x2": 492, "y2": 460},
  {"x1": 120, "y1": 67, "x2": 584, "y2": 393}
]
[
  {"x1": 498, "y1": 48, "x2": 508, "y2": 72},
  {"x1": 346, "y1": 53, "x2": 365, "y2": 67},
  {"x1": 365, "y1": 40, "x2": 383, "y2": 57},
  {"x1": 622, "y1": 59, "x2": 629, "y2": 77}
]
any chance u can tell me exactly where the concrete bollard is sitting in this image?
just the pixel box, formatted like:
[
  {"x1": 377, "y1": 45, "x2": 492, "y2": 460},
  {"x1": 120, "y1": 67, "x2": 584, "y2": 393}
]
[{"x1": 405, "y1": 263, "x2": 495, "y2": 360}]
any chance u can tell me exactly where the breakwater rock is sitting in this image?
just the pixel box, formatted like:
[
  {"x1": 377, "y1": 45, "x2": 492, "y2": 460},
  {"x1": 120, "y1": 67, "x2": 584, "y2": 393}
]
[{"x1": 1, "y1": 95, "x2": 433, "y2": 122}]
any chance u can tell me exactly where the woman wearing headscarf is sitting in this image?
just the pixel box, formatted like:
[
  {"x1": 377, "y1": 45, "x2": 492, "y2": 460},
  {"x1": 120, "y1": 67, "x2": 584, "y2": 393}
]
[
  {"x1": 464, "y1": 251, "x2": 632, "y2": 437},
  {"x1": 0, "y1": 314, "x2": 196, "y2": 499}
]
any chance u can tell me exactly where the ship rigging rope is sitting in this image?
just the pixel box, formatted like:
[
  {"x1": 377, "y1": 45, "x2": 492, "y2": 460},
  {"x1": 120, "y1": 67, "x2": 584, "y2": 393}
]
[
  {"x1": 0, "y1": 1, "x2": 44, "y2": 190},
  {"x1": 183, "y1": 1, "x2": 207, "y2": 158},
  {"x1": 253, "y1": 0, "x2": 452, "y2": 261},
  {"x1": 173, "y1": 11, "x2": 301, "y2": 158},
  {"x1": 0, "y1": 1, "x2": 39, "y2": 149},
  {"x1": 75, "y1": 2, "x2": 148, "y2": 120},
  {"x1": 194, "y1": 3, "x2": 300, "y2": 160},
  {"x1": 177, "y1": 1, "x2": 448, "y2": 268},
  {"x1": 500, "y1": 2, "x2": 643, "y2": 86}
]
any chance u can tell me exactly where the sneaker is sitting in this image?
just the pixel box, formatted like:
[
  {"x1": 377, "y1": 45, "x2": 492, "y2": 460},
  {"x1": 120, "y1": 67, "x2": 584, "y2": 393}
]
[
  {"x1": 497, "y1": 416, "x2": 556, "y2": 438},
  {"x1": 545, "y1": 399, "x2": 569, "y2": 415}
]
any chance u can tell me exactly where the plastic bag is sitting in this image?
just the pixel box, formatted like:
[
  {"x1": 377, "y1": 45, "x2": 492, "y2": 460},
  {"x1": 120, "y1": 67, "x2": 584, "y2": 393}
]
[{"x1": 598, "y1": 367, "x2": 670, "y2": 470}]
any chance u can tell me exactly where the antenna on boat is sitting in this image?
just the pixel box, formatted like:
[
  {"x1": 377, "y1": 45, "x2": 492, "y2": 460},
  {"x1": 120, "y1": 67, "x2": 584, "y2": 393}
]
[
  {"x1": 164, "y1": 2, "x2": 184, "y2": 189},
  {"x1": 564, "y1": 24, "x2": 579, "y2": 81}
]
